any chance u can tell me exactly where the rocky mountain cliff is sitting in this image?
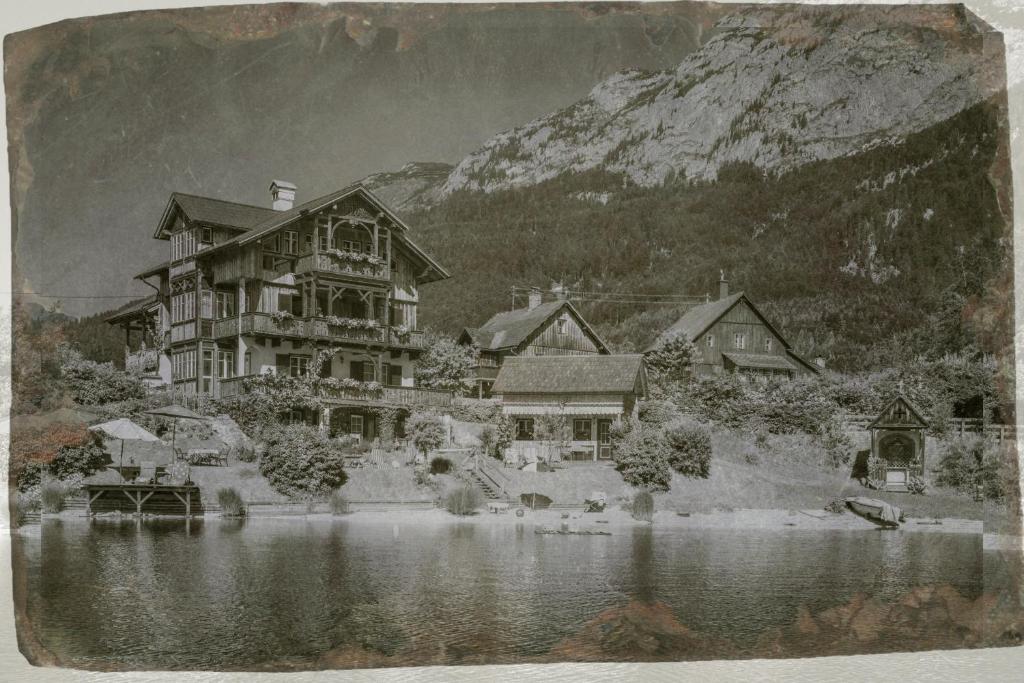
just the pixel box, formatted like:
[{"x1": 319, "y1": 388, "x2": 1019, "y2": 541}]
[
  {"x1": 360, "y1": 162, "x2": 454, "y2": 214},
  {"x1": 428, "y1": 4, "x2": 1005, "y2": 195}
]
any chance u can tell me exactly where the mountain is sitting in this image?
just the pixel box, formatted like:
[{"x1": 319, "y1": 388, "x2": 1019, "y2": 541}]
[
  {"x1": 433, "y1": 4, "x2": 1005, "y2": 195},
  {"x1": 361, "y1": 162, "x2": 454, "y2": 214}
]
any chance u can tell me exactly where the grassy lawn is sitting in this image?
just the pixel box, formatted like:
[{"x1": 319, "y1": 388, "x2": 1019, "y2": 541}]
[{"x1": 342, "y1": 468, "x2": 436, "y2": 503}]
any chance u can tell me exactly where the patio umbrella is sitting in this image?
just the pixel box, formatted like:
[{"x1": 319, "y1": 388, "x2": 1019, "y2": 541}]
[
  {"x1": 142, "y1": 405, "x2": 208, "y2": 454},
  {"x1": 89, "y1": 418, "x2": 161, "y2": 442}
]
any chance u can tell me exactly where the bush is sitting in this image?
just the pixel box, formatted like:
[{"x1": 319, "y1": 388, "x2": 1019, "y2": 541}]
[
  {"x1": 40, "y1": 480, "x2": 66, "y2": 513},
  {"x1": 58, "y1": 345, "x2": 146, "y2": 405},
  {"x1": 638, "y1": 400, "x2": 679, "y2": 426},
  {"x1": 631, "y1": 491, "x2": 655, "y2": 522},
  {"x1": 444, "y1": 485, "x2": 483, "y2": 515},
  {"x1": 329, "y1": 491, "x2": 350, "y2": 515},
  {"x1": 260, "y1": 424, "x2": 348, "y2": 497},
  {"x1": 479, "y1": 425, "x2": 497, "y2": 458},
  {"x1": 612, "y1": 422, "x2": 672, "y2": 492},
  {"x1": 663, "y1": 421, "x2": 712, "y2": 478},
  {"x1": 907, "y1": 476, "x2": 927, "y2": 495},
  {"x1": 49, "y1": 440, "x2": 108, "y2": 480},
  {"x1": 216, "y1": 488, "x2": 245, "y2": 516},
  {"x1": 17, "y1": 461, "x2": 47, "y2": 493},
  {"x1": 935, "y1": 438, "x2": 983, "y2": 494},
  {"x1": 429, "y1": 457, "x2": 453, "y2": 475}
]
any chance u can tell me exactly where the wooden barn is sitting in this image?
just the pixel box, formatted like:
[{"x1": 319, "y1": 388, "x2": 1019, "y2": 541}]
[
  {"x1": 645, "y1": 275, "x2": 820, "y2": 380},
  {"x1": 460, "y1": 286, "x2": 610, "y2": 398},
  {"x1": 490, "y1": 354, "x2": 647, "y2": 464}
]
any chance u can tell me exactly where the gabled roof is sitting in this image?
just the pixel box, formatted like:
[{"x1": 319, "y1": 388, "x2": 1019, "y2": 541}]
[
  {"x1": 105, "y1": 295, "x2": 158, "y2": 323},
  {"x1": 154, "y1": 193, "x2": 277, "y2": 238},
  {"x1": 465, "y1": 300, "x2": 609, "y2": 353},
  {"x1": 202, "y1": 184, "x2": 450, "y2": 283},
  {"x1": 869, "y1": 395, "x2": 929, "y2": 429},
  {"x1": 492, "y1": 355, "x2": 646, "y2": 395},
  {"x1": 645, "y1": 292, "x2": 745, "y2": 350}
]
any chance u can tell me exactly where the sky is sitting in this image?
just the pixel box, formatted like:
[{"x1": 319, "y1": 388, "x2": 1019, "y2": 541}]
[{"x1": 6, "y1": 2, "x2": 722, "y2": 318}]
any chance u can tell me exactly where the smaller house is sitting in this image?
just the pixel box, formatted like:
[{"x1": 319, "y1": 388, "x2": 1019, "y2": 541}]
[
  {"x1": 645, "y1": 275, "x2": 820, "y2": 380},
  {"x1": 868, "y1": 395, "x2": 928, "y2": 492},
  {"x1": 491, "y1": 354, "x2": 648, "y2": 464},
  {"x1": 460, "y1": 287, "x2": 610, "y2": 398}
]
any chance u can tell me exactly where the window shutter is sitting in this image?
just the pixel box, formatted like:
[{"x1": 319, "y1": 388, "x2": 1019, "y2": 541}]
[
  {"x1": 351, "y1": 360, "x2": 364, "y2": 382},
  {"x1": 276, "y1": 354, "x2": 289, "y2": 376},
  {"x1": 382, "y1": 362, "x2": 391, "y2": 385}
]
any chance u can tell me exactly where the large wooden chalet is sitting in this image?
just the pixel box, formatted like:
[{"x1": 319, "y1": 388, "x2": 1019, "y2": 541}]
[
  {"x1": 646, "y1": 276, "x2": 820, "y2": 380},
  {"x1": 459, "y1": 287, "x2": 610, "y2": 397},
  {"x1": 108, "y1": 181, "x2": 451, "y2": 440}
]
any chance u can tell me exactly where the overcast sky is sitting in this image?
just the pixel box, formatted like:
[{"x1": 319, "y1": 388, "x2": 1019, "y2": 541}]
[{"x1": 7, "y1": 2, "x2": 721, "y2": 317}]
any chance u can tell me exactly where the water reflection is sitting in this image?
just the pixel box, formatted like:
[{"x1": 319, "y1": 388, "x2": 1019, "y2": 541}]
[{"x1": 18, "y1": 518, "x2": 991, "y2": 669}]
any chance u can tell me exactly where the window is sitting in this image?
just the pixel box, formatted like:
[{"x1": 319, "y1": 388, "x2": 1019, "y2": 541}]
[
  {"x1": 289, "y1": 355, "x2": 309, "y2": 377},
  {"x1": 364, "y1": 242, "x2": 373, "y2": 255},
  {"x1": 244, "y1": 352, "x2": 251, "y2": 376},
  {"x1": 171, "y1": 292, "x2": 195, "y2": 323},
  {"x1": 515, "y1": 418, "x2": 535, "y2": 441},
  {"x1": 264, "y1": 234, "x2": 280, "y2": 252},
  {"x1": 200, "y1": 226, "x2": 213, "y2": 244},
  {"x1": 342, "y1": 240, "x2": 354, "y2": 252},
  {"x1": 556, "y1": 316, "x2": 568, "y2": 335},
  {"x1": 304, "y1": 233, "x2": 313, "y2": 252},
  {"x1": 202, "y1": 349, "x2": 214, "y2": 393},
  {"x1": 382, "y1": 363, "x2": 402, "y2": 386},
  {"x1": 215, "y1": 291, "x2": 235, "y2": 318},
  {"x1": 219, "y1": 351, "x2": 235, "y2": 379},
  {"x1": 764, "y1": 338, "x2": 773, "y2": 352},
  {"x1": 172, "y1": 348, "x2": 197, "y2": 379},
  {"x1": 200, "y1": 291, "x2": 213, "y2": 319},
  {"x1": 283, "y1": 230, "x2": 298, "y2": 255},
  {"x1": 734, "y1": 333, "x2": 746, "y2": 350},
  {"x1": 573, "y1": 419, "x2": 593, "y2": 441},
  {"x1": 319, "y1": 233, "x2": 330, "y2": 252},
  {"x1": 706, "y1": 334, "x2": 715, "y2": 348}
]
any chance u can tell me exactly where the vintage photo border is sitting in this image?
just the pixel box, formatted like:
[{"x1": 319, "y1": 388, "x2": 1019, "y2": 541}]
[{"x1": 0, "y1": 0, "x2": 1022, "y2": 680}]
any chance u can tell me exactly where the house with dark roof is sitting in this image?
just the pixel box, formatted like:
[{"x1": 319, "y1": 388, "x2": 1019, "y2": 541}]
[
  {"x1": 459, "y1": 287, "x2": 610, "y2": 398},
  {"x1": 645, "y1": 275, "x2": 820, "y2": 380},
  {"x1": 108, "y1": 180, "x2": 452, "y2": 441},
  {"x1": 491, "y1": 354, "x2": 647, "y2": 464}
]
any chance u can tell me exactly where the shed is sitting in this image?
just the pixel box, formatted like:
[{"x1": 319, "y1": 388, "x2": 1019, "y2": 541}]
[{"x1": 868, "y1": 395, "x2": 928, "y2": 492}]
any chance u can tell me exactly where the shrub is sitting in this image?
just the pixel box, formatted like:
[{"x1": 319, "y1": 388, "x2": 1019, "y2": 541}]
[
  {"x1": 638, "y1": 400, "x2": 679, "y2": 426},
  {"x1": 260, "y1": 424, "x2": 348, "y2": 497},
  {"x1": 612, "y1": 423, "x2": 672, "y2": 492},
  {"x1": 413, "y1": 465, "x2": 432, "y2": 487},
  {"x1": 934, "y1": 438, "x2": 983, "y2": 494},
  {"x1": 329, "y1": 491, "x2": 351, "y2": 515},
  {"x1": 631, "y1": 491, "x2": 655, "y2": 522},
  {"x1": 444, "y1": 485, "x2": 483, "y2": 515},
  {"x1": 907, "y1": 476, "x2": 927, "y2": 495},
  {"x1": 495, "y1": 415, "x2": 515, "y2": 455},
  {"x1": 216, "y1": 488, "x2": 245, "y2": 516},
  {"x1": 49, "y1": 440, "x2": 108, "y2": 480},
  {"x1": 429, "y1": 457, "x2": 453, "y2": 475},
  {"x1": 644, "y1": 333, "x2": 698, "y2": 385},
  {"x1": 40, "y1": 480, "x2": 66, "y2": 513},
  {"x1": 663, "y1": 421, "x2": 712, "y2": 478},
  {"x1": 413, "y1": 333, "x2": 478, "y2": 391},
  {"x1": 407, "y1": 412, "x2": 447, "y2": 459},
  {"x1": 58, "y1": 344, "x2": 146, "y2": 405},
  {"x1": 17, "y1": 461, "x2": 47, "y2": 493}
]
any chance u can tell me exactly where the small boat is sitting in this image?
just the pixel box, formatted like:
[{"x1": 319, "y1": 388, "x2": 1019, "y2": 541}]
[
  {"x1": 535, "y1": 527, "x2": 612, "y2": 536},
  {"x1": 845, "y1": 497, "x2": 904, "y2": 528}
]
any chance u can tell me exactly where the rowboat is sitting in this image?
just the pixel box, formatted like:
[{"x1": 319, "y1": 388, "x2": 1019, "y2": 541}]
[{"x1": 845, "y1": 497, "x2": 904, "y2": 528}]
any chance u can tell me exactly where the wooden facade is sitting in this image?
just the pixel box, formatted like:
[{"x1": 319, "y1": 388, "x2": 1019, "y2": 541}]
[
  {"x1": 461, "y1": 294, "x2": 610, "y2": 398},
  {"x1": 109, "y1": 184, "x2": 451, "y2": 437},
  {"x1": 868, "y1": 396, "x2": 928, "y2": 492}
]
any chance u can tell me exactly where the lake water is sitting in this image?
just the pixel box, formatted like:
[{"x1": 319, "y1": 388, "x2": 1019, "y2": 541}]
[{"x1": 15, "y1": 517, "x2": 1005, "y2": 669}]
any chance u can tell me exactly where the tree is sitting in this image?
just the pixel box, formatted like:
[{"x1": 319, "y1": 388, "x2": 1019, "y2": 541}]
[
  {"x1": 644, "y1": 334, "x2": 698, "y2": 385},
  {"x1": 58, "y1": 344, "x2": 146, "y2": 405},
  {"x1": 612, "y1": 421, "x2": 672, "y2": 491},
  {"x1": 495, "y1": 414, "x2": 515, "y2": 458},
  {"x1": 663, "y1": 421, "x2": 712, "y2": 478},
  {"x1": 406, "y1": 412, "x2": 447, "y2": 459},
  {"x1": 413, "y1": 333, "x2": 478, "y2": 392}
]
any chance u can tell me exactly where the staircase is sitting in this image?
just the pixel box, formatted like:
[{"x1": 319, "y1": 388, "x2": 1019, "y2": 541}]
[{"x1": 467, "y1": 469, "x2": 501, "y2": 501}]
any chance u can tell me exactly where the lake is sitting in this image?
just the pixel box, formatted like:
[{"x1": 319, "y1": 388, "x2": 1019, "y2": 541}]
[{"x1": 14, "y1": 517, "x2": 1005, "y2": 669}]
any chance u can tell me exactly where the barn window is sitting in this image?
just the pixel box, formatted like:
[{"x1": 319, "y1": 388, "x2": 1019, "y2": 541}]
[
  {"x1": 200, "y1": 226, "x2": 213, "y2": 244},
  {"x1": 705, "y1": 334, "x2": 714, "y2": 348},
  {"x1": 764, "y1": 338, "x2": 773, "y2": 352},
  {"x1": 283, "y1": 231, "x2": 299, "y2": 255},
  {"x1": 556, "y1": 316, "x2": 567, "y2": 335},
  {"x1": 734, "y1": 333, "x2": 746, "y2": 350}
]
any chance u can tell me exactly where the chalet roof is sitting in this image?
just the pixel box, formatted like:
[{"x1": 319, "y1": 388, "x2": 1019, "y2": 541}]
[
  {"x1": 105, "y1": 295, "x2": 158, "y2": 323},
  {"x1": 172, "y1": 193, "x2": 277, "y2": 230},
  {"x1": 645, "y1": 292, "x2": 745, "y2": 350},
  {"x1": 491, "y1": 355, "x2": 645, "y2": 395},
  {"x1": 722, "y1": 352, "x2": 797, "y2": 372},
  {"x1": 205, "y1": 184, "x2": 450, "y2": 283},
  {"x1": 468, "y1": 300, "x2": 609, "y2": 353}
]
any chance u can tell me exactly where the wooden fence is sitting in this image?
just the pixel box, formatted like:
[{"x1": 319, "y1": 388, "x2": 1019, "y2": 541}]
[{"x1": 841, "y1": 413, "x2": 1017, "y2": 443}]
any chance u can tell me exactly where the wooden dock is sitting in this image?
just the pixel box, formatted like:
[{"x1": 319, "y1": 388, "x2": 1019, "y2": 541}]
[{"x1": 83, "y1": 483, "x2": 202, "y2": 517}]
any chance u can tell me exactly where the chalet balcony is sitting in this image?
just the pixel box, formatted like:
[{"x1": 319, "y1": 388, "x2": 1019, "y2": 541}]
[
  {"x1": 308, "y1": 317, "x2": 386, "y2": 344},
  {"x1": 216, "y1": 375, "x2": 452, "y2": 408},
  {"x1": 213, "y1": 313, "x2": 308, "y2": 339},
  {"x1": 294, "y1": 252, "x2": 389, "y2": 282},
  {"x1": 211, "y1": 312, "x2": 427, "y2": 348}
]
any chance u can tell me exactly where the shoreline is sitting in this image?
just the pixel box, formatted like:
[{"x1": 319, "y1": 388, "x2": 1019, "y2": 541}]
[{"x1": 32, "y1": 505, "x2": 988, "y2": 536}]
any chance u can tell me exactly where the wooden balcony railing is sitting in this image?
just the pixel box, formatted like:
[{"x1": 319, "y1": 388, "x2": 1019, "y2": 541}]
[
  {"x1": 211, "y1": 313, "x2": 428, "y2": 349},
  {"x1": 213, "y1": 313, "x2": 307, "y2": 339},
  {"x1": 216, "y1": 374, "x2": 452, "y2": 407},
  {"x1": 308, "y1": 318, "x2": 386, "y2": 344},
  {"x1": 169, "y1": 259, "x2": 195, "y2": 279},
  {"x1": 294, "y1": 252, "x2": 389, "y2": 281}
]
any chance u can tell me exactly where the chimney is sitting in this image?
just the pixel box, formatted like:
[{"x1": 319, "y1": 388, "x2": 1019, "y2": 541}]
[
  {"x1": 718, "y1": 270, "x2": 729, "y2": 300},
  {"x1": 527, "y1": 286, "x2": 543, "y2": 311},
  {"x1": 269, "y1": 180, "x2": 297, "y2": 211}
]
